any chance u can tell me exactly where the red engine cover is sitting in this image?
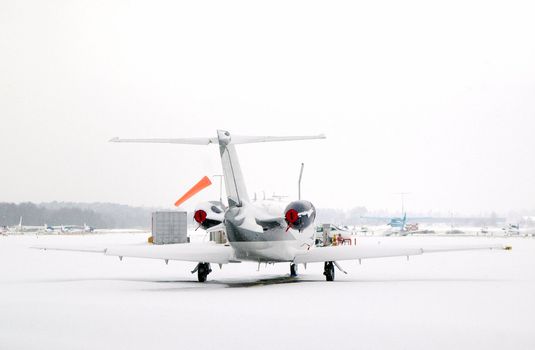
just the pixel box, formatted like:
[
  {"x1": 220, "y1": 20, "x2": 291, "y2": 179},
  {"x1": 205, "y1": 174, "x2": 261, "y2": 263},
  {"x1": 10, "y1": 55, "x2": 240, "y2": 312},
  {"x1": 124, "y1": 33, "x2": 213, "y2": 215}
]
[
  {"x1": 194, "y1": 210, "x2": 207, "y2": 224},
  {"x1": 285, "y1": 209, "x2": 299, "y2": 225}
]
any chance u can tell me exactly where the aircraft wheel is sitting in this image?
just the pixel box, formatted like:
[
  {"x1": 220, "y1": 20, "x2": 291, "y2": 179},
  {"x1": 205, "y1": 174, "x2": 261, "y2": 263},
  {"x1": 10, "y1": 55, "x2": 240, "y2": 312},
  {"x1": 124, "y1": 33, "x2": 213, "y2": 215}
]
[
  {"x1": 324, "y1": 261, "x2": 335, "y2": 281},
  {"x1": 197, "y1": 263, "x2": 212, "y2": 282},
  {"x1": 290, "y1": 263, "x2": 298, "y2": 277}
]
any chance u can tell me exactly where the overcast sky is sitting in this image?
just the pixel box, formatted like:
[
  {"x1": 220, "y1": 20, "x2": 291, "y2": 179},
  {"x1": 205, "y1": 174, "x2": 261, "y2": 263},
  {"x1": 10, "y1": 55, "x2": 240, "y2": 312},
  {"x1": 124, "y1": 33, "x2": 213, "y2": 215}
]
[{"x1": 1, "y1": 0, "x2": 534, "y2": 215}]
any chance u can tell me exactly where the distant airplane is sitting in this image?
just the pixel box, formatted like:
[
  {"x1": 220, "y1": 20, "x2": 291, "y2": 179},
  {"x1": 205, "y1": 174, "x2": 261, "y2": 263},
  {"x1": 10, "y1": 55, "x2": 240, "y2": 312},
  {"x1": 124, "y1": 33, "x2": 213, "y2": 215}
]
[
  {"x1": 6, "y1": 217, "x2": 95, "y2": 234},
  {"x1": 8, "y1": 217, "x2": 48, "y2": 233},
  {"x1": 385, "y1": 213, "x2": 409, "y2": 235},
  {"x1": 362, "y1": 213, "x2": 414, "y2": 236},
  {"x1": 380, "y1": 193, "x2": 414, "y2": 235},
  {"x1": 35, "y1": 130, "x2": 508, "y2": 282},
  {"x1": 60, "y1": 224, "x2": 94, "y2": 233},
  {"x1": 502, "y1": 223, "x2": 535, "y2": 237}
]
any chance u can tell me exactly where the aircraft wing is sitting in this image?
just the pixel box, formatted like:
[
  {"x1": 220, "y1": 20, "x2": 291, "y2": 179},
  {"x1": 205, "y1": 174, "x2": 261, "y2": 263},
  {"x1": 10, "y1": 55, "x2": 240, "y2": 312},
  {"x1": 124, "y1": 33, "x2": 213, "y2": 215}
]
[
  {"x1": 33, "y1": 243, "x2": 234, "y2": 264},
  {"x1": 293, "y1": 244, "x2": 507, "y2": 264}
]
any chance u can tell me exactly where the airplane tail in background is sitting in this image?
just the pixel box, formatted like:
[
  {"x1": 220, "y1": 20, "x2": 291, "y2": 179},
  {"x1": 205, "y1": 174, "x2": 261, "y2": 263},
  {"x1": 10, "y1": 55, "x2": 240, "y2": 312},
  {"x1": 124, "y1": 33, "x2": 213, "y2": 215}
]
[{"x1": 110, "y1": 130, "x2": 325, "y2": 207}]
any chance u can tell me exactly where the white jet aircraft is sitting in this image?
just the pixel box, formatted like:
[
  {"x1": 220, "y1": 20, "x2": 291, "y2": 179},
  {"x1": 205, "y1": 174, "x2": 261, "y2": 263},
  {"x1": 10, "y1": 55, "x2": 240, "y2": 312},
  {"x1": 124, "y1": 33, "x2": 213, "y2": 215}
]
[
  {"x1": 8, "y1": 217, "x2": 51, "y2": 233},
  {"x1": 36, "y1": 130, "x2": 508, "y2": 282}
]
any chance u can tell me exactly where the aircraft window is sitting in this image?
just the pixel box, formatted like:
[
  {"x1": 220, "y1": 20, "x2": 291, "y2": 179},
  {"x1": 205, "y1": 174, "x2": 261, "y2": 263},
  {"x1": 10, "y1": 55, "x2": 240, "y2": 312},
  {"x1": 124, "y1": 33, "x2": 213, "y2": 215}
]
[{"x1": 211, "y1": 206, "x2": 222, "y2": 214}]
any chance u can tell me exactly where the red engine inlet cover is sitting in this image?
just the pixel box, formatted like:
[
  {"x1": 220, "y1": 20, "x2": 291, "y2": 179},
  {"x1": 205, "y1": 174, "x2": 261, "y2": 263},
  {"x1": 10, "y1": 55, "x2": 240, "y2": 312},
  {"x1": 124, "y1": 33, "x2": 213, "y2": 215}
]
[
  {"x1": 194, "y1": 210, "x2": 207, "y2": 224},
  {"x1": 285, "y1": 209, "x2": 299, "y2": 224}
]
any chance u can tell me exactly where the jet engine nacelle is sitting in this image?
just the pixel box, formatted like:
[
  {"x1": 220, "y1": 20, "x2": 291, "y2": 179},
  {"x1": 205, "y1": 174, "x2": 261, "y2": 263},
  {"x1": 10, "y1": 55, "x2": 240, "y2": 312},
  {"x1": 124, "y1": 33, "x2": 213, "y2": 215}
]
[
  {"x1": 284, "y1": 200, "x2": 316, "y2": 231},
  {"x1": 193, "y1": 201, "x2": 226, "y2": 229}
]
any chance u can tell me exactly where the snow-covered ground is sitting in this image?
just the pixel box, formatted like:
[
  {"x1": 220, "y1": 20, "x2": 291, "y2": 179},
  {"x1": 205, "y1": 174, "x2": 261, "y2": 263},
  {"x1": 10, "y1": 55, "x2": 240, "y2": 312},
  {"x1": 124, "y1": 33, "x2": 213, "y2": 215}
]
[{"x1": 1, "y1": 234, "x2": 533, "y2": 350}]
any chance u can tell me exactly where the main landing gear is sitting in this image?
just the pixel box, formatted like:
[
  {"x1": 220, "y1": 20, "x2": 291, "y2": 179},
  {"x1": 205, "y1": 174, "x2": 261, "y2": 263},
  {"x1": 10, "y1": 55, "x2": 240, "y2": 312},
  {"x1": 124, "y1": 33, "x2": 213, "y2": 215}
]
[
  {"x1": 290, "y1": 263, "x2": 298, "y2": 277},
  {"x1": 323, "y1": 261, "x2": 335, "y2": 281},
  {"x1": 193, "y1": 262, "x2": 212, "y2": 282}
]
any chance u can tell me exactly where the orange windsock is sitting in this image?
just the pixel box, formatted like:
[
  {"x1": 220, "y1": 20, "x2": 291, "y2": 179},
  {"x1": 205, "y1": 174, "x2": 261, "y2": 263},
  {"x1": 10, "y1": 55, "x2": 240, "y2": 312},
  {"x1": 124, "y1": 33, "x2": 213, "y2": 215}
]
[{"x1": 174, "y1": 176, "x2": 212, "y2": 207}]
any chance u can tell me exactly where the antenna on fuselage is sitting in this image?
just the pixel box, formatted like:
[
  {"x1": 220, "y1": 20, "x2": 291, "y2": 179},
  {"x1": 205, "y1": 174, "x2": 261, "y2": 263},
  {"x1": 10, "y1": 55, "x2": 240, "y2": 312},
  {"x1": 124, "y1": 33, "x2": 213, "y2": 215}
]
[{"x1": 298, "y1": 163, "x2": 304, "y2": 200}]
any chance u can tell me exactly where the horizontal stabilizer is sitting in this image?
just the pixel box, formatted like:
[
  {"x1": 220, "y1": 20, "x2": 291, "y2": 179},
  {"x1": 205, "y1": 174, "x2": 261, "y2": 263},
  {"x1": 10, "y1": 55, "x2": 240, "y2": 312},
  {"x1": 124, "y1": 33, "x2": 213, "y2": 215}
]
[
  {"x1": 109, "y1": 133, "x2": 325, "y2": 146},
  {"x1": 230, "y1": 134, "x2": 326, "y2": 144},
  {"x1": 109, "y1": 137, "x2": 217, "y2": 145}
]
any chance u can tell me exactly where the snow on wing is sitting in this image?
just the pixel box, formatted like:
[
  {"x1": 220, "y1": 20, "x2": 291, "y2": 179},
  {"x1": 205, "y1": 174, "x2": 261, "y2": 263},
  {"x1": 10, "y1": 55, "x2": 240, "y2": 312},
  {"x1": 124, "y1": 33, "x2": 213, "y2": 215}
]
[
  {"x1": 105, "y1": 243, "x2": 233, "y2": 264},
  {"x1": 293, "y1": 246, "x2": 424, "y2": 264},
  {"x1": 293, "y1": 244, "x2": 505, "y2": 264},
  {"x1": 33, "y1": 243, "x2": 234, "y2": 264}
]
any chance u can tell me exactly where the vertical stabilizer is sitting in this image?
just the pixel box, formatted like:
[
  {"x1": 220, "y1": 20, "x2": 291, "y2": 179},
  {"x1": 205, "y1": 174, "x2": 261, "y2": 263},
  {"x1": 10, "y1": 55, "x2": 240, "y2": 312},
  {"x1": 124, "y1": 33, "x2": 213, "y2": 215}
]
[{"x1": 217, "y1": 130, "x2": 249, "y2": 206}]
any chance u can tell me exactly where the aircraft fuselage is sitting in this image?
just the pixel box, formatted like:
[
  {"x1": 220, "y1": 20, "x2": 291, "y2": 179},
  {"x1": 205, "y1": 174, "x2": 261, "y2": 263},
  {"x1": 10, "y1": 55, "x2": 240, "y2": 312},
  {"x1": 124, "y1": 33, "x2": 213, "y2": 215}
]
[{"x1": 224, "y1": 202, "x2": 315, "y2": 262}]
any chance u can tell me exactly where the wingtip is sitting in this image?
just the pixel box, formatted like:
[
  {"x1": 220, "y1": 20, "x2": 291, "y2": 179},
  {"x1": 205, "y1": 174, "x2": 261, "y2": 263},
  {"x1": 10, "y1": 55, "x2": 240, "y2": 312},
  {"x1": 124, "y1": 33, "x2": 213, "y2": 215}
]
[{"x1": 109, "y1": 137, "x2": 120, "y2": 142}]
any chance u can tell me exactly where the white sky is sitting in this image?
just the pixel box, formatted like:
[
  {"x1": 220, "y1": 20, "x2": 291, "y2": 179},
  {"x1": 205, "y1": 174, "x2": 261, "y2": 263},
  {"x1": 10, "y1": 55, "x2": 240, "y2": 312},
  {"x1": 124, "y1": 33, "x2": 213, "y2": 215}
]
[{"x1": 1, "y1": 0, "x2": 534, "y2": 215}]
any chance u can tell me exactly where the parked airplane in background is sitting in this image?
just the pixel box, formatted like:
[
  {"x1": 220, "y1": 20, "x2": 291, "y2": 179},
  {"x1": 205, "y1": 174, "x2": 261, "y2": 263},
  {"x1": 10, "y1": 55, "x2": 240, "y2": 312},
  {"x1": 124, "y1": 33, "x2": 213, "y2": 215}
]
[
  {"x1": 496, "y1": 223, "x2": 535, "y2": 237},
  {"x1": 384, "y1": 213, "x2": 410, "y2": 235},
  {"x1": 36, "y1": 130, "x2": 508, "y2": 282},
  {"x1": 41, "y1": 225, "x2": 55, "y2": 233},
  {"x1": 6, "y1": 217, "x2": 95, "y2": 234},
  {"x1": 359, "y1": 214, "x2": 410, "y2": 236},
  {"x1": 8, "y1": 217, "x2": 51, "y2": 233},
  {"x1": 60, "y1": 224, "x2": 94, "y2": 233}
]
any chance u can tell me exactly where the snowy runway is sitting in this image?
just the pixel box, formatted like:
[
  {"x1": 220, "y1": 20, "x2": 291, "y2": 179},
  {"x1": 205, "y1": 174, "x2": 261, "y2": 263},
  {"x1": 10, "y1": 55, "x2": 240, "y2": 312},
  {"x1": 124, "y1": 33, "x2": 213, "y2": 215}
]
[{"x1": 1, "y1": 234, "x2": 533, "y2": 350}]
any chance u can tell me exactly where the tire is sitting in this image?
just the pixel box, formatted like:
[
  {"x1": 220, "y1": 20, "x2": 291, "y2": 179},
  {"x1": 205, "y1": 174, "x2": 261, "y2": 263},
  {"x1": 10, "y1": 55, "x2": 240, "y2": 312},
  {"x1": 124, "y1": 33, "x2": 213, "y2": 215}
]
[
  {"x1": 290, "y1": 263, "x2": 298, "y2": 277},
  {"x1": 197, "y1": 263, "x2": 211, "y2": 282},
  {"x1": 198, "y1": 270, "x2": 207, "y2": 282},
  {"x1": 324, "y1": 261, "x2": 335, "y2": 281}
]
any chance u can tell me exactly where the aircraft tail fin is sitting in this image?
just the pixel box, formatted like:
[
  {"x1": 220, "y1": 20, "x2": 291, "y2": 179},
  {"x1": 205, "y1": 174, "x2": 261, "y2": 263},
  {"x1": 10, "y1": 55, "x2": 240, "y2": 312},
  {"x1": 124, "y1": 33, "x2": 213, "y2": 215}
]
[{"x1": 110, "y1": 130, "x2": 326, "y2": 207}]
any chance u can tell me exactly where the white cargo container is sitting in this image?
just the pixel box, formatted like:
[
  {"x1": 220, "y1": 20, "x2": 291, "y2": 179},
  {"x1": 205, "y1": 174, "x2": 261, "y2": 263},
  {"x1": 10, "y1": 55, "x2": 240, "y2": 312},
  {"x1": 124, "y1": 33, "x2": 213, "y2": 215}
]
[{"x1": 152, "y1": 211, "x2": 187, "y2": 245}]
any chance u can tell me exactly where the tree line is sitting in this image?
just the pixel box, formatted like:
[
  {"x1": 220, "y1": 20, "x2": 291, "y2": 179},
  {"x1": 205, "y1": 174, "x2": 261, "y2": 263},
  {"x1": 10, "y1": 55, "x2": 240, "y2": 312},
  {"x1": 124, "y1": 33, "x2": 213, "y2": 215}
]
[
  {"x1": 0, "y1": 202, "x2": 154, "y2": 229},
  {"x1": 1, "y1": 201, "x2": 526, "y2": 229}
]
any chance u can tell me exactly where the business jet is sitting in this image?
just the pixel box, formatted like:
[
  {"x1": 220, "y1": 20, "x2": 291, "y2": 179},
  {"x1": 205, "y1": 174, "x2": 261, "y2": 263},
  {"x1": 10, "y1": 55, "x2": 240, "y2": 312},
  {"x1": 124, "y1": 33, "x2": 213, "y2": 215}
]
[{"x1": 35, "y1": 130, "x2": 508, "y2": 282}]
